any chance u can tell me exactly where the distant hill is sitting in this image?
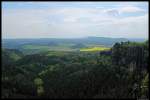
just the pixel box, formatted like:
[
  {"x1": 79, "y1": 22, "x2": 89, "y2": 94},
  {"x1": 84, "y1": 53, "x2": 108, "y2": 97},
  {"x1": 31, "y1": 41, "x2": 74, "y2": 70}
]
[
  {"x1": 127, "y1": 38, "x2": 147, "y2": 42},
  {"x1": 2, "y1": 37, "x2": 147, "y2": 50},
  {"x1": 71, "y1": 43, "x2": 87, "y2": 49}
]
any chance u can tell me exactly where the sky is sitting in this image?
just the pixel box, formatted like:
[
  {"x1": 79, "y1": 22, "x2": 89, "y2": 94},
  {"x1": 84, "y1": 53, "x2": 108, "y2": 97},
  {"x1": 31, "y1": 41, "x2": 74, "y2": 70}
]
[{"x1": 2, "y1": 2, "x2": 149, "y2": 39}]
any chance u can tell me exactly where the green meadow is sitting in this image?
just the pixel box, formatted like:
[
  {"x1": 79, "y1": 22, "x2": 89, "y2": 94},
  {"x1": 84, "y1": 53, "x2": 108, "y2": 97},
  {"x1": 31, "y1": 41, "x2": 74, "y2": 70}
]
[{"x1": 21, "y1": 44, "x2": 110, "y2": 55}]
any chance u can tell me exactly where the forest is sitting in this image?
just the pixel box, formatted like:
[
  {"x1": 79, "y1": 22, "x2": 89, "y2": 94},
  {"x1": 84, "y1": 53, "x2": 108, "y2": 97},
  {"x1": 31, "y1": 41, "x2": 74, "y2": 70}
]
[{"x1": 2, "y1": 40, "x2": 149, "y2": 99}]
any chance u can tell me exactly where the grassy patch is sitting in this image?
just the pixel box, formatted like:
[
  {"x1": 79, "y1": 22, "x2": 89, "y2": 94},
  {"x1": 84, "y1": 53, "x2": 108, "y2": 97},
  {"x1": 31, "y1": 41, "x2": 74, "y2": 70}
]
[
  {"x1": 10, "y1": 53, "x2": 21, "y2": 61},
  {"x1": 22, "y1": 45, "x2": 50, "y2": 50},
  {"x1": 22, "y1": 44, "x2": 77, "y2": 52},
  {"x1": 46, "y1": 51, "x2": 72, "y2": 57}
]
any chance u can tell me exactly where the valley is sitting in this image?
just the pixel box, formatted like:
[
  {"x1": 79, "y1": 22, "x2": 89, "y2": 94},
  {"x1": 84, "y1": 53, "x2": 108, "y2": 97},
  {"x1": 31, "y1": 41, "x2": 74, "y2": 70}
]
[{"x1": 2, "y1": 38, "x2": 149, "y2": 99}]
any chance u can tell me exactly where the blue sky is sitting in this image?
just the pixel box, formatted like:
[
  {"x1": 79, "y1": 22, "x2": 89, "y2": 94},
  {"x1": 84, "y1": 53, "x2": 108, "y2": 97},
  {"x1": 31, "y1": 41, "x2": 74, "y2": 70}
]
[{"x1": 2, "y1": 2, "x2": 148, "y2": 39}]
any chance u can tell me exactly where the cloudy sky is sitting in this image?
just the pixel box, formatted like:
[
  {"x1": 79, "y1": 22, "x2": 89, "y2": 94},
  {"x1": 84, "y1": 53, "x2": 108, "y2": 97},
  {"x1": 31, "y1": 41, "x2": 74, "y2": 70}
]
[{"x1": 2, "y1": 2, "x2": 148, "y2": 39}]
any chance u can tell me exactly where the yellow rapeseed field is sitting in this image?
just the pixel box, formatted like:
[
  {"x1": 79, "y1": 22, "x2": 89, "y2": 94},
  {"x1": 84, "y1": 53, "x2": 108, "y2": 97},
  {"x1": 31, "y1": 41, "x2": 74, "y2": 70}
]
[{"x1": 80, "y1": 47, "x2": 110, "y2": 52}]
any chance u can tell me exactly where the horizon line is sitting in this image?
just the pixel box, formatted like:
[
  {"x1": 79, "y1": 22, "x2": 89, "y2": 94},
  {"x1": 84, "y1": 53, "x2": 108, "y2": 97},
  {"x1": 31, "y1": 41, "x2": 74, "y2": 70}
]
[{"x1": 2, "y1": 36, "x2": 148, "y2": 40}]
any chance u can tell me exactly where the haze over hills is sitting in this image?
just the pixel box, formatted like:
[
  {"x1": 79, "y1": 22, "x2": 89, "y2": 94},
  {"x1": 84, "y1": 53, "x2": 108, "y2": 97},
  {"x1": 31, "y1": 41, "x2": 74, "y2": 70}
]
[
  {"x1": 2, "y1": 36, "x2": 146, "y2": 48},
  {"x1": 2, "y1": 36, "x2": 147, "y2": 55}
]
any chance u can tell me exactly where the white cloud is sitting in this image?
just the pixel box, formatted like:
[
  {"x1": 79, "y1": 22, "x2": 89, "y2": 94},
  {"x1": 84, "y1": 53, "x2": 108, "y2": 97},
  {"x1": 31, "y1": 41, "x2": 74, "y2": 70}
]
[
  {"x1": 118, "y1": 6, "x2": 144, "y2": 13},
  {"x1": 2, "y1": 6, "x2": 148, "y2": 39},
  {"x1": 102, "y1": 5, "x2": 145, "y2": 16},
  {"x1": 89, "y1": 14, "x2": 148, "y2": 38},
  {"x1": 103, "y1": 9, "x2": 119, "y2": 17}
]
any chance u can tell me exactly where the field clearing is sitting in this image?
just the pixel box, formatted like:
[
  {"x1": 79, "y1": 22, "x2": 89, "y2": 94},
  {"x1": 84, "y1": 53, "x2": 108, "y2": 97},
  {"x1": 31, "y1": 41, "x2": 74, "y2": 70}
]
[
  {"x1": 46, "y1": 51, "x2": 72, "y2": 56},
  {"x1": 10, "y1": 53, "x2": 21, "y2": 61},
  {"x1": 22, "y1": 45, "x2": 50, "y2": 50},
  {"x1": 22, "y1": 44, "x2": 110, "y2": 54},
  {"x1": 80, "y1": 46, "x2": 110, "y2": 52},
  {"x1": 85, "y1": 44, "x2": 109, "y2": 47},
  {"x1": 22, "y1": 44, "x2": 77, "y2": 54}
]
